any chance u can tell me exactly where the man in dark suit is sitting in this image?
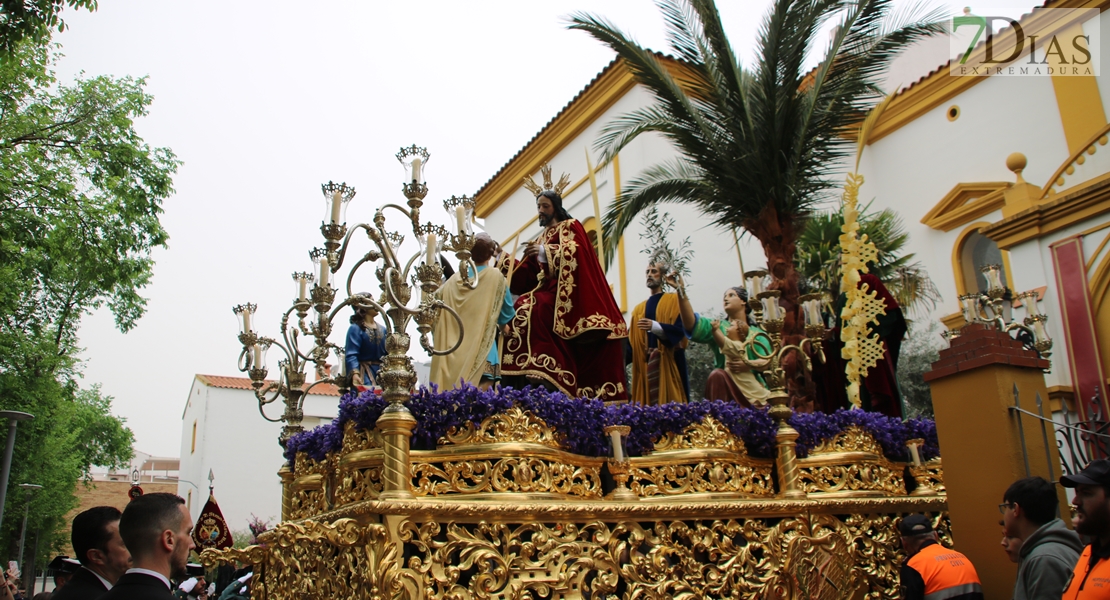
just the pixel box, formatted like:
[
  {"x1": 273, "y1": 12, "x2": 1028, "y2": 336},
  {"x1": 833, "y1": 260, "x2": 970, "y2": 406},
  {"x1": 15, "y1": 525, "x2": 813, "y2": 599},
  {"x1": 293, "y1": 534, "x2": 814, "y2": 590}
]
[
  {"x1": 53, "y1": 507, "x2": 131, "y2": 600},
  {"x1": 99, "y1": 494, "x2": 194, "y2": 600}
]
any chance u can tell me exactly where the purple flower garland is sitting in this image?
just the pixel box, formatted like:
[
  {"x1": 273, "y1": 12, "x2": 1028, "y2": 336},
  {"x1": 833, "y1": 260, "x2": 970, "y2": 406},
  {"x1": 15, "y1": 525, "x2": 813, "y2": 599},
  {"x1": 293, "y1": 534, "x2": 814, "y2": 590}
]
[{"x1": 284, "y1": 384, "x2": 940, "y2": 466}]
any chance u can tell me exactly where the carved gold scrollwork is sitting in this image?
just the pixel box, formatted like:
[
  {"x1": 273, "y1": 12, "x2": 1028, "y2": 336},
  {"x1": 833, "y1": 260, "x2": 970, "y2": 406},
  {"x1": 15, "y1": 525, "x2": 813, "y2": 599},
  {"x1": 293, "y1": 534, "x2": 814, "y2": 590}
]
[
  {"x1": 342, "y1": 420, "x2": 381, "y2": 454},
  {"x1": 810, "y1": 425, "x2": 884, "y2": 455},
  {"x1": 910, "y1": 460, "x2": 946, "y2": 495},
  {"x1": 411, "y1": 458, "x2": 602, "y2": 498},
  {"x1": 652, "y1": 415, "x2": 744, "y2": 452},
  {"x1": 334, "y1": 463, "x2": 383, "y2": 505},
  {"x1": 201, "y1": 519, "x2": 421, "y2": 600},
  {"x1": 440, "y1": 406, "x2": 561, "y2": 448},
  {"x1": 799, "y1": 427, "x2": 906, "y2": 497},
  {"x1": 797, "y1": 461, "x2": 905, "y2": 496},
  {"x1": 204, "y1": 507, "x2": 949, "y2": 599},
  {"x1": 628, "y1": 460, "x2": 775, "y2": 497},
  {"x1": 289, "y1": 453, "x2": 332, "y2": 520}
]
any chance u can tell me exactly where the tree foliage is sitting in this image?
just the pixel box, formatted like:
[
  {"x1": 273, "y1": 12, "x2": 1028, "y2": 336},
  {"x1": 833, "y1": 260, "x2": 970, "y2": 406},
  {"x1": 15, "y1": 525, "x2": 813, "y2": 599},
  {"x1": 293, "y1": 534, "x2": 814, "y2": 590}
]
[
  {"x1": 897, "y1": 320, "x2": 943, "y2": 418},
  {"x1": 795, "y1": 203, "x2": 941, "y2": 317},
  {"x1": 569, "y1": 0, "x2": 945, "y2": 327},
  {"x1": 0, "y1": 0, "x2": 96, "y2": 59},
  {"x1": 0, "y1": 39, "x2": 178, "y2": 564}
]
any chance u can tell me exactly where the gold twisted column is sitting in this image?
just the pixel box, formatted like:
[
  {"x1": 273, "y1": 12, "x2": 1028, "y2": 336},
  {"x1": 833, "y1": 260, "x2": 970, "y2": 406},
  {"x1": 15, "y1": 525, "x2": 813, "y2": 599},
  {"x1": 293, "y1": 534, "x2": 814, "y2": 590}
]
[
  {"x1": 278, "y1": 462, "x2": 295, "y2": 521},
  {"x1": 768, "y1": 390, "x2": 805, "y2": 500},
  {"x1": 377, "y1": 330, "x2": 418, "y2": 501},
  {"x1": 378, "y1": 409, "x2": 416, "y2": 501}
]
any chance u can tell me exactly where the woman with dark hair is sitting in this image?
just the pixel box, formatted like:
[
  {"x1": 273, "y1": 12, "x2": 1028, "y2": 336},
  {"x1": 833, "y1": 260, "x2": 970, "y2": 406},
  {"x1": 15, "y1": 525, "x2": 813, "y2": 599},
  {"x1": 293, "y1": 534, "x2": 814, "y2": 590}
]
[
  {"x1": 689, "y1": 286, "x2": 772, "y2": 407},
  {"x1": 344, "y1": 295, "x2": 387, "y2": 389}
]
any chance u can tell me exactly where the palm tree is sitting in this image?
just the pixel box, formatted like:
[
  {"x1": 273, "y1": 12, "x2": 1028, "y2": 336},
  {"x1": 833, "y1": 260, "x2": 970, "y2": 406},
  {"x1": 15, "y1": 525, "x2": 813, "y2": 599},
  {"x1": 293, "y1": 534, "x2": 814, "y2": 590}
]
[
  {"x1": 795, "y1": 204, "x2": 942, "y2": 318},
  {"x1": 569, "y1": 0, "x2": 945, "y2": 329}
]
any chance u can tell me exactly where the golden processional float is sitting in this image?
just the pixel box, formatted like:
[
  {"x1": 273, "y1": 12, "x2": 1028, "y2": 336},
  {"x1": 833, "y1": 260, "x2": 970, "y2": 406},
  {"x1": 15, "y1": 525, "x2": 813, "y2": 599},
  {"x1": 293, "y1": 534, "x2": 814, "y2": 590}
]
[{"x1": 208, "y1": 146, "x2": 952, "y2": 600}]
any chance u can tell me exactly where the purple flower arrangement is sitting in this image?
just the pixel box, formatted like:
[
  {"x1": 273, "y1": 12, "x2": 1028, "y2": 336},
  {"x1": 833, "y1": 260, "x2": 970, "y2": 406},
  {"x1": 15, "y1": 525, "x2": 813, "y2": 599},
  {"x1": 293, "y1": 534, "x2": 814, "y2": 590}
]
[{"x1": 284, "y1": 385, "x2": 940, "y2": 466}]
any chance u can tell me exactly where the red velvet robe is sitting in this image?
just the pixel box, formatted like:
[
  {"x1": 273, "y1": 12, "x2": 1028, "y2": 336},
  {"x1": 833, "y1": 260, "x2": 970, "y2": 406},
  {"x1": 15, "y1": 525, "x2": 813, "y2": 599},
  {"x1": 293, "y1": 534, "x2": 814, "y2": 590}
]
[{"x1": 502, "y1": 219, "x2": 629, "y2": 401}]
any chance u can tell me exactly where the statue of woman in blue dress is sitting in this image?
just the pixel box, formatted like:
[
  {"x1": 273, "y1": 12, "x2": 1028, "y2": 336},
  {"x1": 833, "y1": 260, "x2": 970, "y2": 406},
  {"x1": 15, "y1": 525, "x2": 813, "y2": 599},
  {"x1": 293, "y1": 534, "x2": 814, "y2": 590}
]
[{"x1": 344, "y1": 294, "x2": 387, "y2": 389}]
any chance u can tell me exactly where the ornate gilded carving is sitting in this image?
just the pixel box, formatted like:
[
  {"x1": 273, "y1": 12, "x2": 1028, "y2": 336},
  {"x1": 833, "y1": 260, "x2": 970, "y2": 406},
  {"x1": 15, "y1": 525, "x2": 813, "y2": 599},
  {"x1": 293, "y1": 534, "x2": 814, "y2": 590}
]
[
  {"x1": 289, "y1": 453, "x2": 332, "y2": 520},
  {"x1": 440, "y1": 406, "x2": 561, "y2": 448},
  {"x1": 652, "y1": 415, "x2": 744, "y2": 452},
  {"x1": 910, "y1": 460, "x2": 946, "y2": 496},
  {"x1": 798, "y1": 461, "x2": 905, "y2": 496},
  {"x1": 394, "y1": 512, "x2": 914, "y2": 599},
  {"x1": 411, "y1": 457, "x2": 602, "y2": 498},
  {"x1": 203, "y1": 519, "x2": 421, "y2": 600},
  {"x1": 335, "y1": 463, "x2": 383, "y2": 505},
  {"x1": 341, "y1": 420, "x2": 380, "y2": 454},
  {"x1": 798, "y1": 427, "x2": 908, "y2": 497},
  {"x1": 810, "y1": 425, "x2": 884, "y2": 455},
  {"x1": 629, "y1": 460, "x2": 774, "y2": 497}
]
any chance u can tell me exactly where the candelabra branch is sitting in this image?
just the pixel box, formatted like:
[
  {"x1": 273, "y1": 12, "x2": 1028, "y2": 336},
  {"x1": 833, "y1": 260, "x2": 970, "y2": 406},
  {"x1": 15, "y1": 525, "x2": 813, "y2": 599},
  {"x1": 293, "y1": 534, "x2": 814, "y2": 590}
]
[
  {"x1": 331, "y1": 223, "x2": 378, "y2": 272},
  {"x1": 417, "y1": 300, "x2": 464, "y2": 356},
  {"x1": 234, "y1": 145, "x2": 473, "y2": 456}
]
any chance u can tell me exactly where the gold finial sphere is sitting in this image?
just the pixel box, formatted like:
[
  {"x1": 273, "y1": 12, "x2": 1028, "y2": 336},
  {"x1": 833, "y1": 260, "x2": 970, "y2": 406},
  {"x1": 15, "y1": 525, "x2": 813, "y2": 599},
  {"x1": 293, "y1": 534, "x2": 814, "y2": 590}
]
[{"x1": 1006, "y1": 152, "x2": 1027, "y2": 174}]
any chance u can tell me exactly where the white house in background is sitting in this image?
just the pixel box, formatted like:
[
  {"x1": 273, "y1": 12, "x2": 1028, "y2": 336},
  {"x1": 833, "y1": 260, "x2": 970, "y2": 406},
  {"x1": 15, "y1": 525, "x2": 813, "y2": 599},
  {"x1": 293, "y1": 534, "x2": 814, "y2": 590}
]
[{"x1": 177, "y1": 374, "x2": 342, "y2": 531}]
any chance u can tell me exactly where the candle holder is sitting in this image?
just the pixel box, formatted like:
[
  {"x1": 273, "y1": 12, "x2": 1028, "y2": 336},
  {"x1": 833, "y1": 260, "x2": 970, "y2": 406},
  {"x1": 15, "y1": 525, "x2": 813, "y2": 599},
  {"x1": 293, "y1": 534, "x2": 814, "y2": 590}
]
[
  {"x1": 233, "y1": 145, "x2": 472, "y2": 449},
  {"x1": 905, "y1": 439, "x2": 940, "y2": 496},
  {"x1": 603, "y1": 425, "x2": 637, "y2": 501},
  {"x1": 954, "y1": 266, "x2": 1053, "y2": 362},
  {"x1": 744, "y1": 269, "x2": 768, "y2": 321},
  {"x1": 732, "y1": 284, "x2": 826, "y2": 499}
]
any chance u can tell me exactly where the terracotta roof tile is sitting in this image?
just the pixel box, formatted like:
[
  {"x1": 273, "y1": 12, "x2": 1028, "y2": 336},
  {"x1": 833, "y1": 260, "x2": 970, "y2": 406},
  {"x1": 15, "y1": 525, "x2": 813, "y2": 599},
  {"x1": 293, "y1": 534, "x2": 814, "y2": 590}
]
[{"x1": 194, "y1": 374, "x2": 342, "y2": 397}]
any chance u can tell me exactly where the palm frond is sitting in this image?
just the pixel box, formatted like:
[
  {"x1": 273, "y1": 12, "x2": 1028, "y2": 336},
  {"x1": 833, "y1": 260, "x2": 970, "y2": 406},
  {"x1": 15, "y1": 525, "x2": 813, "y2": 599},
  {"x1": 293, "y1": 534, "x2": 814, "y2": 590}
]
[
  {"x1": 570, "y1": 0, "x2": 946, "y2": 301},
  {"x1": 599, "y1": 158, "x2": 711, "y2": 266}
]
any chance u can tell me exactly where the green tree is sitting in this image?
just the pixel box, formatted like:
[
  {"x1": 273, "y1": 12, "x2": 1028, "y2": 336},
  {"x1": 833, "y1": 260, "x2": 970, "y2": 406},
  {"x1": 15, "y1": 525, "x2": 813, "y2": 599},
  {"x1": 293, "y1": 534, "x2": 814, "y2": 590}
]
[
  {"x1": 0, "y1": 0, "x2": 96, "y2": 59},
  {"x1": 569, "y1": 0, "x2": 944, "y2": 330},
  {"x1": 0, "y1": 39, "x2": 178, "y2": 564},
  {"x1": 897, "y1": 320, "x2": 943, "y2": 417},
  {"x1": 795, "y1": 204, "x2": 941, "y2": 317}
]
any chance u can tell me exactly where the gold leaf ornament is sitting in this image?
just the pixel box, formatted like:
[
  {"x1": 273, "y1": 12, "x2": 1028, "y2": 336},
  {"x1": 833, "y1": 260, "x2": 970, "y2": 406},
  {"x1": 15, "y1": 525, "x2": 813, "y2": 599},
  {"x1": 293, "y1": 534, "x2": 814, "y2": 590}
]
[{"x1": 838, "y1": 172, "x2": 886, "y2": 408}]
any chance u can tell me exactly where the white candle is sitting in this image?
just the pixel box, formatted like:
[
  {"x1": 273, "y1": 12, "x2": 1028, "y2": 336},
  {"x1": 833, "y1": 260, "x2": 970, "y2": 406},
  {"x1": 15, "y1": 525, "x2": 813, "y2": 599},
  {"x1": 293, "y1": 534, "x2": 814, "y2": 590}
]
[
  {"x1": 426, "y1": 233, "x2": 437, "y2": 265},
  {"x1": 750, "y1": 275, "x2": 763, "y2": 296},
  {"x1": 298, "y1": 278, "x2": 307, "y2": 302},
  {"x1": 609, "y1": 430, "x2": 624, "y2": 462},
  {"x1": 455, "y1": 205, "x2": 466, "y2": 234},
  {"x1": 411, "y1": 158, "x2": 422, "y2": 182},
  {"x1": 242, "y1": 310, "x2": 251, "y2": 333},
  {"x1": 253, "y1": 345, "x2": 263, "y2": 369},
  {"x1": 330, "y1": 191, "x2": 342, "y2": 225},
  {"x1": 908, "y1": 443, "x2": 922, "y2": 467},
  {"x1": 319, "y1": 257, "x2": 329, "y2": 288}
]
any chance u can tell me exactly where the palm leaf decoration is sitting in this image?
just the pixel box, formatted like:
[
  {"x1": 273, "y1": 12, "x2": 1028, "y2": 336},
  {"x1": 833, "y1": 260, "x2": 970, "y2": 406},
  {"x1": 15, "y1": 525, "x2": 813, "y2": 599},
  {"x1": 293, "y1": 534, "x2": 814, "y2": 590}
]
[
  {"x1": 568, "y1": 0, "x2": 945, "y2": 329},
  {"x1": 796, "y1": 203, "x2": 942, "y2": 318}
]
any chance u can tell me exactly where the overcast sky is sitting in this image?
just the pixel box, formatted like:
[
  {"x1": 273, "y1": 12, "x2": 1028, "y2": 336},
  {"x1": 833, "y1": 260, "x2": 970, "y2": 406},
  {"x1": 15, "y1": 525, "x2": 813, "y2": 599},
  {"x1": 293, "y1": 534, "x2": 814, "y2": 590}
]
[{"x1": 53, "y1": 1, "x2": 1027, "y2": 457}]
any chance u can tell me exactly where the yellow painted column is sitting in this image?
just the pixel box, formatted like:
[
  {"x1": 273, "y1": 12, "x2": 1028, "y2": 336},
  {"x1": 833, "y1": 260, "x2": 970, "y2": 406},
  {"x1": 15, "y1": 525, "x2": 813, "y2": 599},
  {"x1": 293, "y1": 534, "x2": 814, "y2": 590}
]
[
  {"x1": 1049, "y1": 24, "x2": 1106, "y2": 155},
  {"x1": 923, "y1": 324, "x2": 1064, "y2": 599}
]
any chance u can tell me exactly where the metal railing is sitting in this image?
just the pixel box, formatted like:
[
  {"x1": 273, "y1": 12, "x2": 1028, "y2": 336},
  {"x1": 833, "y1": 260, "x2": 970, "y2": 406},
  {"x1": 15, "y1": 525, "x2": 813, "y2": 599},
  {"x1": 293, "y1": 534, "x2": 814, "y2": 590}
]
[{"x1": 1009, "y1": 385, "x2": 1110, "y2": 482}]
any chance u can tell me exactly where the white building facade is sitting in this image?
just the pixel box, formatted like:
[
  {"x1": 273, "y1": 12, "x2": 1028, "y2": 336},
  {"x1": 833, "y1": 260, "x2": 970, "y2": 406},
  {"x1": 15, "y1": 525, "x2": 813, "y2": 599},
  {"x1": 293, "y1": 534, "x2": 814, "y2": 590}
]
[
  {"x1": 177, "y1": 374, "x2": 341, "y2": 531},
  {"x1": 473, "y1": 1, "x2": 1110, "y2": 421}
]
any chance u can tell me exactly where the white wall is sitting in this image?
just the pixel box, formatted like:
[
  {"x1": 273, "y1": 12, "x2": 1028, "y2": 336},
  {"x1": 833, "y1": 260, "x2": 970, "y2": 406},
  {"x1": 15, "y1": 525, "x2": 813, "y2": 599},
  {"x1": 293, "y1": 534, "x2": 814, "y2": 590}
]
[{"x1": 178, "y1": 376, "x2": 339, "y2": 531}]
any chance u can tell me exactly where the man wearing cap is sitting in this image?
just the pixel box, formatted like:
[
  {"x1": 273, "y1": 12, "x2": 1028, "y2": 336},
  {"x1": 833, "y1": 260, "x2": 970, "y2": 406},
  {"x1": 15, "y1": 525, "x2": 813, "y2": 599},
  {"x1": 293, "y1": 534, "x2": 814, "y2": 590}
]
[
  {"x1": 1001, "y1": 476, "x2": 1082, "y2": 600},
  {"x1": 47, "y1": 557, "x2": 81, "y2": 591},
  {"x1": 54, "y1": 507, "x2": 131, "y2": 600},
  {"x1": 898, "y1": 514, "x2": 983, "y2": 600},
  {"x1": 1061, "y1": 458, "x2": 1110, "y2": 598}
]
